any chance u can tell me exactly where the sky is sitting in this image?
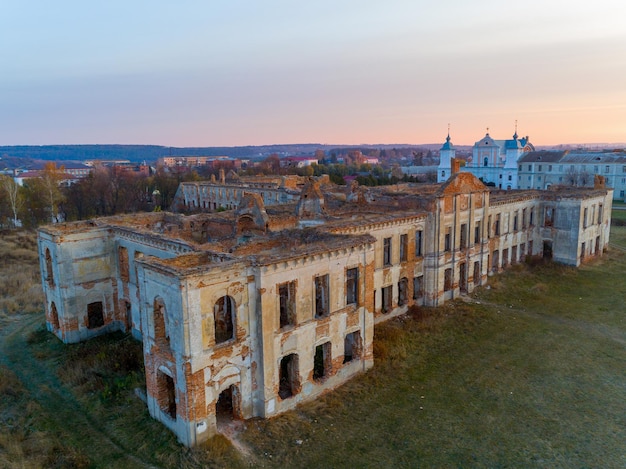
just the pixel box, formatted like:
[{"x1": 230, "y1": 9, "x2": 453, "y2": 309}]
[{"x1": 1, "y1": 1, "x2": 625, "y2": 147}]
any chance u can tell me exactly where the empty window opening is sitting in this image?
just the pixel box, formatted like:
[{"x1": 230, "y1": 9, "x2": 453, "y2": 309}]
[
  {"x1": 413, "y1": 276, "x2": 424, "y2": 300},
  {"x1": 45, "y1": 248, "x2": 54, "y2": 287},
  {"x1": 398, "y1": 277, "x2": 408, "y2": 306},
  {"x1": 315, "y1": 274, "x2": 330, "y2": 318},
  {"x1": 503, "y1": 248, "x2": 509, "y2": 267},
  {"x1": 492, "y1": 250, "x2": 500, "y2": 271},
  {"x1": 400, "y1": 234, "x2": 408, "y2": 262},
  {"x1": 598, "y1": 204, "x2": 603, "y2": 224},
  {"x1": 583, "y1": 207, "x2": 588, "y2": 229},
  {"x1": 87, "y1": 301, "x2": 104, "y2": 329},
  {"x1": 134, "y1": 251, "x2": 144, "y2": 285},
  {"x1": 216, "y1": 384, "x2": 240, "y2": 423},
  {"x1": 214, "y1": 296, "x2": 235, "y2": 344},
  {"x1": 459, "y1": 263, "x2": 467, "y2": 293},
  {"x1": 544, "y1": 207, "x2": 555, "y2": 227},
  {"x1": 460, "y1": 224, "x2": 467, "y2": 249},
  {"x1": 494, "y1": 214, "x2": 501, "y2": 236},
  {"x1": 123, "y1": 300, "x2": 132, "y2": 330},
  {"x1": 279, "y1": 354, "x2": 299, "y2": 399},
  {"x1": 595, "y1": 236, "x2": 600, "y2": 255},
  {"x1": 580, "y1": 242, "x2": 586, "y2": 261},
  {"x1": 444, "y1": 268, "x2": 452, "y2": 292},
  {"x1": 513, "y1": 212, "x2": 519, "y2": 231},
  {"x1": 473, "y1": 261, "x2": 481, "y2": 286},
  {"x1": 520, "y1": 243, "x2": 526, "y2": 261},
  {"x1": 383, "y1": 237, "x2": 392, "y2": 266},
  {"x1": 157, "y1": 371, "x2": 176, "y2": 419},
  {"x1": 543, "y1": 241, "x2": 553, "y2": 259},
  {"x1": 415, "y1": 230, "x2": 423, "y2": 257},
  {"x1": 346, "y1": 268, "x2": 358, "y2": 306},
  {"x1": 474, "y1": 222, "x2": 481, "y2": 245},
  {"x1": 487, "y1": 216, "x2": 492, "y2": 238},
  {"x1": 522, "y1": 208, "x2": 527, "y2": 228},
  {"x1": 382, "y1": 285, "x2": 392, "y2": 313},
  {"x1": 50, "y1": 302, "x2": 59, "y2": 330},
  {"x1": 343, "y1": 331, "x2": 362, "y2": 364},
  {"x1": 511, "y1": 246, "x2": 518, "y2": 264},
  {"x1": 118, "y1": 246, "x2": 129, "y2": 282},
  {"x1": 313, "y1": 342, "x2": 332, "y2": 381},
  {"x1": 279, "y1": 281, "x2": 296, "y2": 328},
  {"x1": 153, "y1": 297, "x2": 169, "y2": 346},
  {"x1": 444, "y1": 227, "x2": 451, "y2": 252}
]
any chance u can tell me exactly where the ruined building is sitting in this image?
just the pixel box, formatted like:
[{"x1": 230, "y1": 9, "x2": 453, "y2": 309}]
[{"x1": 38, "y1": 170, "x2": 612, "y2": 446}]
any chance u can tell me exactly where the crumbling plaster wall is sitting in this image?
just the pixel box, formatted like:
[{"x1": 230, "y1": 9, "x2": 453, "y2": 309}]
[
  {"x1": 540, "y1": 191, "x2": 613, "y2": 266},
  {"x1": 114, "y1": 235, "x2": 183, "y2": 340},
  {"x1": 175, "y1": 182, "x2": 298, "y2": 212},
  {"x1": 139, "y1": 258, "x2": 256, "y2": 446},
  {"x1": 39, "y1": 227, "x2": 120, "y2": 343},
  {"x1": 485, "y1": 198, "x2": 541, "y2": 272},
  {"x1": 424, "y1": 190, "x2": 492, "y2": 306},
  {"x1": 255, "y1": 244, "x2": 375, "y2": 417},
  {"x1": 365, "y1": 219, "x2": 426, "y2": 321}
]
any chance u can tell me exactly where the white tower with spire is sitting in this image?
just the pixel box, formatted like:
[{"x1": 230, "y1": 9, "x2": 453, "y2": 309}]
[{"x1": 437, "y1": 125, "x2": 455, "y2": 183}]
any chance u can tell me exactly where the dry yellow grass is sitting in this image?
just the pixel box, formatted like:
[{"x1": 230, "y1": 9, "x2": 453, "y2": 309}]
[{"x1": 0, "y1": 230, "x2": 44, "y2": 322}]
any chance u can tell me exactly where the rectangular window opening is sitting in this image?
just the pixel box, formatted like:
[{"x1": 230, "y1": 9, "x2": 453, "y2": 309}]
[
  {"x1": 444, "y1": 268, "x2": 452, "y2": 292},
  {"x1": 382, "y1": 285, "x2": 392, "y2": 313},
  {"x1": 343, "y1": 331, "x2": 362, "y2": 364},
  {"x1": 383, "y1": 237, "x2": 392, "y2": 266},
  {"x1": 413, "y1": 276, "x2": 424, "y2": 300},
  {"x1": 346, "y1": 268, "x2": 358, "y2": 306},
  {"x1": 314, "y1": 274, "x2": 330, "y2": 318},
  {"x1": 87, "y1": 301, "x2": 104, "y2": 329},
  {"x1": 415, "y1": 230, "x2": 423, "y2": 257},
  {"x1": 313, "y1": 342, "x2": 332, "y2": 381},
  {"x1": 400, "y1": 234, "x2": 408, "y2": 262},
  {"x1": 279, "y1": 281, "x2": 296, "y2": 328}
]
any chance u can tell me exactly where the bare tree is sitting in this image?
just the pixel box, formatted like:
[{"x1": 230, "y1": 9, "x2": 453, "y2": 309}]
[
  {"x1": 0, "y1": 174, "x2": 23, "y2": 228},
  {"x1": 40, "y1": 163, "x2": 66, "y2": 223}
]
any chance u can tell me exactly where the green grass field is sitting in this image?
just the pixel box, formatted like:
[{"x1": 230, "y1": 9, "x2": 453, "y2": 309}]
[{"x1": 1, "y1": 227, "x2": 625, "y2": 468}]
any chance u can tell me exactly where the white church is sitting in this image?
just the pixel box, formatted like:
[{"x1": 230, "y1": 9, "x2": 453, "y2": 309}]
[{"x1": 438, "y1": 126, "x2": 534, "y2": 189}]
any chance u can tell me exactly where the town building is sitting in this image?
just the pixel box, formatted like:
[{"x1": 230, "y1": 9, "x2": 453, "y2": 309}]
[
  {"x1": 38, "y1": 166, "x2": 612, "y2": 447},
  {"x1": 157, "y1": 156, "x2": 242, "y2": 171},
  {"x1": 279, "y1": 156, "x2": 319, "y2": 168},
  {"x1": 517, "y1": 149, "x2": 626, "y2": 200},
  {"x1": 439, "y1": 128, "x2": 534, "y2": 188}
]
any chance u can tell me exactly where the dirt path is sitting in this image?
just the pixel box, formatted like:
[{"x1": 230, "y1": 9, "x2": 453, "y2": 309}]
[{"x1": 0, "y1": 313, "x2": 159, "y2": 469}]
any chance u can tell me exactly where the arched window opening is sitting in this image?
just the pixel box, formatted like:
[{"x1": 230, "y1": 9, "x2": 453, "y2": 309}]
[
  {"x1": 153, "y1": 297, "x2": 170, "y2": 346},
  {"x1": 50, "y1": 302, "x2": 59, "y2": 330},
  {"x1": 214, "y1": 296, "x2": 235, "y2": 344},
  {"x1": 216, "y1": 384, "x2": 241, "y2": 424},
  {"x1": 483, "y1": 157, "x2": 489, "y2": 167},
  {"x1": 45, "y1": 248, "x2": 54, "y2": 287}
]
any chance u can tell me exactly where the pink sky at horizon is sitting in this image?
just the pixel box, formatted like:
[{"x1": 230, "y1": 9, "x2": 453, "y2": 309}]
[{"x1": 1, "y1": 1, "x2": 625, "y2": 148}]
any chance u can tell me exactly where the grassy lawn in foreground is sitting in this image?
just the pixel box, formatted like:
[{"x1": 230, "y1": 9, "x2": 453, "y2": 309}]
[
  {"x1": 240, "y1": 231, "x2": 626, "y2": 468},
  {"x1": 0, "y1": 229, "x2": 625, "y2": 468}
]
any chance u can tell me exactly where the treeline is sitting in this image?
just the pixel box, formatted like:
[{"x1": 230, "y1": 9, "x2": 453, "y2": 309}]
[
  {"x1": 0, "y1": 157, "x2": 436, "y2": 229},
  {"x1": 0, "y1": 164, "x2": 200, "y2": 229}
]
